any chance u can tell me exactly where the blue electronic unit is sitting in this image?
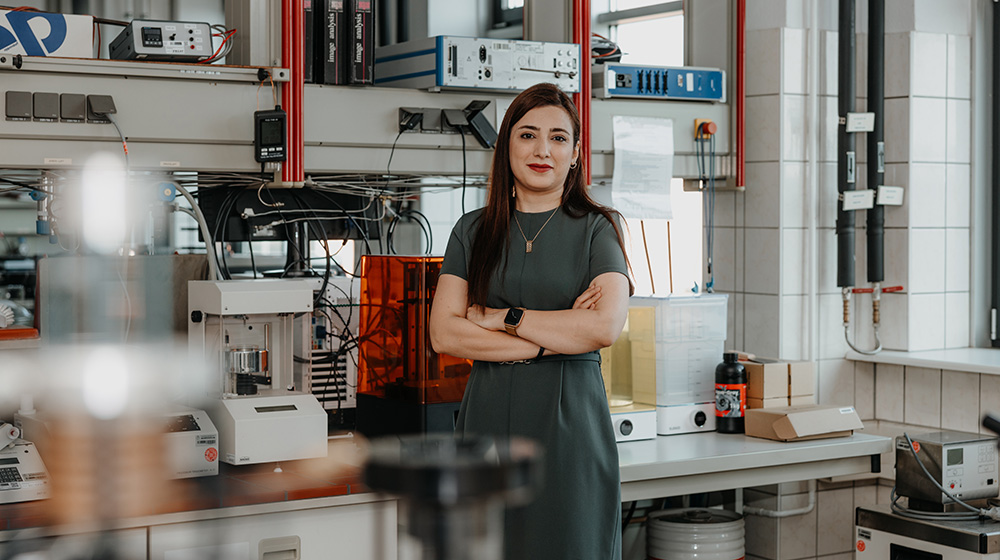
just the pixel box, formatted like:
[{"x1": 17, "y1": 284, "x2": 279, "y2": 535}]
[{"x1": 592, "y1": 64, "x2": 726, "y2": 102}]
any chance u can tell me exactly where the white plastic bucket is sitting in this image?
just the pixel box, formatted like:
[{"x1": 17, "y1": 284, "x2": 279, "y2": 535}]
[{"x1": 647, "y1": 508, "x2": 745, "y2": 560}]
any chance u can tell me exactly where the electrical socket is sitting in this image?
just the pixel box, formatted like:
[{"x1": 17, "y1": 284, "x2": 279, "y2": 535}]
[{"x1": 398, "y1": 107, "x2": 424, "y2": 133}]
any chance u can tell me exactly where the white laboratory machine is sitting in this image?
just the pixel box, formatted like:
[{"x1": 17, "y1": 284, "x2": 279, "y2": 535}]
[
  {"x1": 164, "y1": 406, "x2": 219, "y2": 478},
  {"x1": 0, "y1": 423, "x2": 50, "y2": 504},
  {"x1": 629, "y1": 295, "x2": 729, "y2": 435},
  {"x1": 188, "y1": 280, "x2": 327, "y2": 466}
]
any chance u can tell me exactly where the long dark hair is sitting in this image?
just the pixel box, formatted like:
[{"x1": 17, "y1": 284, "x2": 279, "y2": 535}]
[{"x1": 467, "y1": 82, "x2": 632, "y2": 307}]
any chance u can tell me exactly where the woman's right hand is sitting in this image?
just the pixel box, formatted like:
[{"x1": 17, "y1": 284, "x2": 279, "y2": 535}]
[{"x1": 572, "y1": 283, "x2": 602, "y2": 310}]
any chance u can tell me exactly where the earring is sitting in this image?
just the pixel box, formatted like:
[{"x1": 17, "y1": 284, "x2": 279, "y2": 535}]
[
  {"x1": 570, "y1": 161, "x2": 578, "y2": 169},
  {"x1": 512, "y1": 185, "x2": 516, "y2": 198}
]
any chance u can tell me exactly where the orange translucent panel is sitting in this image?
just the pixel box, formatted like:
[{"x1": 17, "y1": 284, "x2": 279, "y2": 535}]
[{"x1": 357, "y1": 255, "x2": 472, "y2": 404}]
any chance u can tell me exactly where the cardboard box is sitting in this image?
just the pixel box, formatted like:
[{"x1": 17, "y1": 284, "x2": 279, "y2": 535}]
[
  {"x1": 748, "y1": 397, "x2": 787, "y2": 409},
  {"x1": 745, "y1": 404, "x2": 863, "y2": 442},
  {"x1": 788, "y1": 395, "x2": 815, "y2": 406},
  {"x1": 788, "y1": 360, "x2": 816, "y2": 396},
  {"x1": 0, "y1": 10, "x2": 93, "y2": 57},
  {"x1": 743, "y1": 359, "x2": 788, "y2": 399}
]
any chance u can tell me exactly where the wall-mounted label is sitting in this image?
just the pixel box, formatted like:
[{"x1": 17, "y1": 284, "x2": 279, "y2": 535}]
[
  {"x1": 846, "y1": 112, "x2": 875, "y2": 132},
  {"x1": 43, "y1": 158, "x2": 71, "y2": 165},
  {"x1": 842, "y1": 190, "x2": 874, "y2": 211},
  {"x1": 160, "y1": 161, "x2": 181, "y2": 167},
  {"x1": 877, "y1": 185, "x2": 904, "y2": 206}
]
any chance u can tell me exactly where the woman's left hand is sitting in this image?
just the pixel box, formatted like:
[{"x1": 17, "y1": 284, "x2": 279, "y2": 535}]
[{"x1": 466, "y1": 305, "x2": 506, "y2": 332}]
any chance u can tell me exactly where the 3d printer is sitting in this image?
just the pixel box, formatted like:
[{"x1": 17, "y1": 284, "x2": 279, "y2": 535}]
[
  {"x1": 355, "y1": 256, "x2": 472, "y2": 437},
  {"x1": 188, "y1": 279, "x2": 327, "y2": 465}
]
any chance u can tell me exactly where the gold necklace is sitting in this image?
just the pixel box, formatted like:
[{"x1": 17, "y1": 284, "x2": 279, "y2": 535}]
[{"x1": 513, "y1": 207, "x2": 560, "y2": 253}]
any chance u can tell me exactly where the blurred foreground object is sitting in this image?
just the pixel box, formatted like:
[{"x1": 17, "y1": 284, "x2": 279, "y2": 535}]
[{"x1": 364, "y1": 434, "x2": 541, "y2": 560}]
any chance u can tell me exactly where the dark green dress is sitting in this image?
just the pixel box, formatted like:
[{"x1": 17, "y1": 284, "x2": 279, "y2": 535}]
[{"x1": 441, "y1": 207, "x2": 627, "y2": 560}]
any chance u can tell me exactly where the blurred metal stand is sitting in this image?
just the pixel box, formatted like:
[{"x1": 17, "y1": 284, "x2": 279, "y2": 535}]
[{"x1": 364, "y1": 435, "x2": 541, "y2": 560}]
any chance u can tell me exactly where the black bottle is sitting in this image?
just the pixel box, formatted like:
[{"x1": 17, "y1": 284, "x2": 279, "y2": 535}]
[{"x1": 715, "y1": 352, "x2": 747, "y2": 434}]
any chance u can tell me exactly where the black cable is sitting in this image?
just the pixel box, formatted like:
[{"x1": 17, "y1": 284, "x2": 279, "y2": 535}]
[
  {"x1": 377, "y1": 131, "x2": 405, "y2": 254},
  {"x1": 0, "y1": 178, "x2": 38, "y2": 190},
  {"x1": 622, "y1": 501, "x2": 637, "y2": 533},
  {"x1": 245, "y1": 215, "x2": 258, "y2": 279},
  {"x1": 460, "y1": 130, "x2": 468, "y2": 215},
  {"x1": 310, "y1": 190, "x2": 374, "y2": 254}
]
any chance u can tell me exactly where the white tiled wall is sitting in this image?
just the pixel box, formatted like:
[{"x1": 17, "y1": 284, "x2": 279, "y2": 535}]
[{"x1": 731, "y1": 3, "x2": 975, "y2": 559}]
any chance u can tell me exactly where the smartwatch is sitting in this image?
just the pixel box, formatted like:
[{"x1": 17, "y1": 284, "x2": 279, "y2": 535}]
[{"x1": 504, "y1": 307, "x2": 526, "y2": 336}]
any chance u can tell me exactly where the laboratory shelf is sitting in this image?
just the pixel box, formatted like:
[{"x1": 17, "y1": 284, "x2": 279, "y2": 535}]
[{"x1": 618, "y1": 431, "x2": 892, "y2": 502}]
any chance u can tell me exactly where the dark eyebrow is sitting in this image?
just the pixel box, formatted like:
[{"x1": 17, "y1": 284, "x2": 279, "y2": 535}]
[{"x1": 516, "y1": 125, "x2": 571, "y2": 134}]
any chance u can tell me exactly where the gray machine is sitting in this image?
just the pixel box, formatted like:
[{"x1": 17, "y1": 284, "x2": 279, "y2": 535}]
[
  {"x1": 895, "y1": 431, "x2": 999, "y2": 505},
  {"x1": 375, "y1": 36, "x2": 580, "y2": 92},
  {"x1": 857, "y1": 505, "x2": 1000, "y2": 559},
  {"x1": 110, "y1": 19, "x2": 214, "y2": 62}
]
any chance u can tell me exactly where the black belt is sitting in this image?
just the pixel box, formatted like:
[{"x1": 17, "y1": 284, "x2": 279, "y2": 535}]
[{"x1": 493, "y1": 352, "x2": 600, "y2": 366}]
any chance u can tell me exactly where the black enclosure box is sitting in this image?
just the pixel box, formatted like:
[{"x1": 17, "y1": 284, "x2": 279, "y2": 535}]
[{"x1": 198, "y1": 187, "x2": 380, "y2": 243}]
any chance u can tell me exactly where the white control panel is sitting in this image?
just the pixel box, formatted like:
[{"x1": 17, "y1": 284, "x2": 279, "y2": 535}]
[{"x1": 0, "y1": 440, "x2": 50, "y2": 504}]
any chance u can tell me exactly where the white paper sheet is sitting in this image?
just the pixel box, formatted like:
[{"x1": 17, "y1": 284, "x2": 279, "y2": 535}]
[{"x1": 611, "y1": 115, "x2": 674, "y2": 220}]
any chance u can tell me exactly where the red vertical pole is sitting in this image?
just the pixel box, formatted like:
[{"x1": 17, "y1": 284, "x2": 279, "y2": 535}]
[
  {"x1": 572, "y1": 0, "x2": 591, "y2": 186},
  {"x1": 282, "y1": 0, "x2": 305, "y2": 182},
  {"x1": 736, "y1": 0, "x2": 745, "y2": 188}
]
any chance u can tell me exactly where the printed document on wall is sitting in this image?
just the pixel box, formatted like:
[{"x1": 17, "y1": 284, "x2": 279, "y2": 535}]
[{"x1": 611, "y1": 116, "x2": 673, "y2": 220}]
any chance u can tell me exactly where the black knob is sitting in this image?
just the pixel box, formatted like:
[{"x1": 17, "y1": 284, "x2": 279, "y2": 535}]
[
  {"x1": 619, "y1": 420, "x2": 633, "y2": 436},
  {"x1": 694, "y1": 411, "x2": 707, "y2": 427},
  {"x1": 191, "y1": 310, "x2": 203, "y2": 323}
]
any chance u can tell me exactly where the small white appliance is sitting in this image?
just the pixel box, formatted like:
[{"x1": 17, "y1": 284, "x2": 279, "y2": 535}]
[
  {"x1": 0, "y1": 423, "x2": 49, "y2": 504},
  {"x1": 164, "y1": 407, "x2": 219, "y2": 478}
]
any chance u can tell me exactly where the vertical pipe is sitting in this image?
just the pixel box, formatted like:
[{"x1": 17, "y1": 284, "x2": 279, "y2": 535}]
[
  {"x1": 867, "y1": 0, "x2": 885, "y2": 283},
  {"x1": 572, "y1": 0, "x2": 591, "y2": 185},
  {"x1": 993, "y1": 0, "x2": 1000, "y2": 346},
  {"x1": 736, "y1": 0, "x2": 745, "y2": 188},
  {"x1": 281, "y1": 1, "x2": 292, "y2": 182},
  {"x1": 282, "y1": 0, "x2": 305, "y2": 183},
  {"x1": 294, "y1": 0, "x2": 304, "y2": 181},
  {"x1": 806, "y1": 0, "x2": 820, "y2": 361},
  {"x1": 837, "y1": 0, "x2": 856, "y2": 288}
]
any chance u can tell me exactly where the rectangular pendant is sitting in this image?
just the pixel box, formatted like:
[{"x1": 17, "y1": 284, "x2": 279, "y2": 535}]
[{"x1": 526, "y1": 241, "x2": 533, "y2": 253}]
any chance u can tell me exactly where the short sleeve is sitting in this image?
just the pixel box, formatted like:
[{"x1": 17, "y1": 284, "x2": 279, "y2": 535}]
[
  {"x1": 589, "y1": 213, "x2": 629, "y2": 282},
  {"x1": 440, "y1": 212, "x2": 477, "y2": 280}
]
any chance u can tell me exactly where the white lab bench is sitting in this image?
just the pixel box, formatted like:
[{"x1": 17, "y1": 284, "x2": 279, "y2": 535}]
[
  {"x1": 618, "y1": 432, "x2": 892, "y2": 502},
  {"x1": 0, "y1": 432, "x2": 892, "y2": 558}
]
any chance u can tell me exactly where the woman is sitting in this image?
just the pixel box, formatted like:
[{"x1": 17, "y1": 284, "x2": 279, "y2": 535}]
[{"x1": 429, "y1": 82, "x2": 632, "y2": 560}]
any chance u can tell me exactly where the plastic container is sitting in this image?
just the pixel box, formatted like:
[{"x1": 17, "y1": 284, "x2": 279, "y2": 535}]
[
  {"x1": 647, "y1": 508, "x2": 745, "y2": 560},
  {"x1": 714, "y1": 352, "x2": 746, "y2": 434}
]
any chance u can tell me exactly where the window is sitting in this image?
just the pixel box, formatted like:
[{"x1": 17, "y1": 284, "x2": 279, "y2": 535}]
[
  {"x1": 493, "y1": 0, "x2": 524, "y2": 28},
  {"x1": 599, "y1": 1, "x2": 684, "y2": 67},
  {"x1": 622, "y1": 179, "x2": 703, "y2": 296}
]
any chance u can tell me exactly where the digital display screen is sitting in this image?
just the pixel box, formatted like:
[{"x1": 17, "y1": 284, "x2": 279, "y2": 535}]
[
  {"x1": 260, "y1": 120, "x2": 283, "y2": 146},
  {"x1": 255, "y1": 404, "x2": 298, "y2": 413},
  {"x1": 164, "y1": 414, "x2": 201, "y2": 433},
  {"x1": 947, "y1": 447, "x2": 964, "y2": 466},
  {"x1": 0, "y1": 458, "x2": 19, "y2": 465}
]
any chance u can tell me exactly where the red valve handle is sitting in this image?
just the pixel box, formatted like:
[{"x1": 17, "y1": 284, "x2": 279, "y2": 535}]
[
  {"x1": 851, "y1": 288, "x2": 874, "y2": 294},
  {"x1": 881, "y1": 286, "x2": 904, "y2": 293}
]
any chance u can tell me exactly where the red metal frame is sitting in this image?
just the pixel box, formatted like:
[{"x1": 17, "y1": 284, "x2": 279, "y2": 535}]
[
  {"x1": 572, "y1": 0, "x2": 592, "y2": 186},
  {"x1": 282, "y1": 0, "x2": 305, "y2": 182},
  {"x1": 736, "y1": 0, "x2": 745, "y2": 188}
]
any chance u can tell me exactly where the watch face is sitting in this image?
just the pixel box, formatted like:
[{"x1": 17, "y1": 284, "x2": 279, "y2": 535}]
[{"x1": 505, "y1": 307, "x2": 525, "y2": 326}]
